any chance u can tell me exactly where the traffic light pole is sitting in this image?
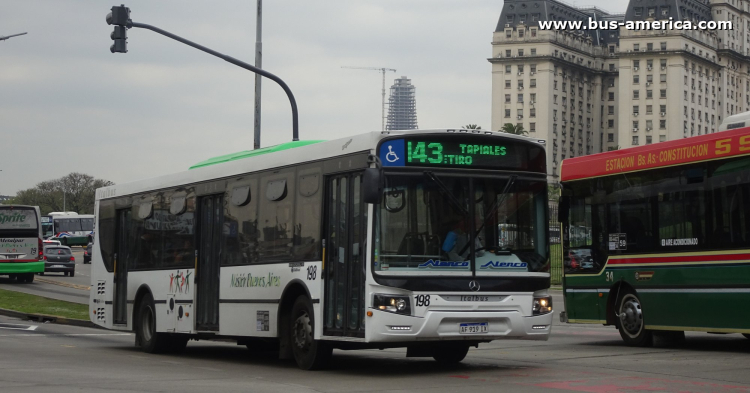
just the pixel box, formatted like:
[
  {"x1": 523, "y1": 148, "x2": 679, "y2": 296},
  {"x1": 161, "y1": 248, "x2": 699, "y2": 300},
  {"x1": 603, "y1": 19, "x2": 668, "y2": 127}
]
[{"x1": 127, "y1": 21, "x2": 299, "y2": 142}]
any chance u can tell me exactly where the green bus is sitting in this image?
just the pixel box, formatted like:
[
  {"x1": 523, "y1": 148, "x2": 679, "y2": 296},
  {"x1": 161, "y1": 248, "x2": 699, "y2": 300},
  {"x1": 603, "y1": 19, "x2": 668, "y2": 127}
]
[{"x1": 559, "y1": 125, "x2": 750, "y2": 346}]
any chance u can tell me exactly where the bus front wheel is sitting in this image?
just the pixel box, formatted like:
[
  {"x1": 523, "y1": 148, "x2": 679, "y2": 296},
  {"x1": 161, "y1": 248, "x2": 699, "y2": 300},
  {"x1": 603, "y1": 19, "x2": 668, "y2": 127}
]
[
  {"x1": 290, "y1": 295, "x2": 331, "y2": 370},
  {"x1": 616, "y1": 292, "x2": 653, "y2": 347}
]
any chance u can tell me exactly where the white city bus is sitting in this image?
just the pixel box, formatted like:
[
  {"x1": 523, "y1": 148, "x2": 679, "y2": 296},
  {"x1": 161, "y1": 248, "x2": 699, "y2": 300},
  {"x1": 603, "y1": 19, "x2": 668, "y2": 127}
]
[{"x1": 90, "y1": 130, "x2": 553, "y2": 369}]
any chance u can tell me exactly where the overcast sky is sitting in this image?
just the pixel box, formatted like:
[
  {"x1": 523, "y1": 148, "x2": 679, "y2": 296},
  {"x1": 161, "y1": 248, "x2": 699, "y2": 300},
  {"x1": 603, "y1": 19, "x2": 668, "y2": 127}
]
[{"x1": 1, "y1": 0, "x2": 630, "y2": 196}]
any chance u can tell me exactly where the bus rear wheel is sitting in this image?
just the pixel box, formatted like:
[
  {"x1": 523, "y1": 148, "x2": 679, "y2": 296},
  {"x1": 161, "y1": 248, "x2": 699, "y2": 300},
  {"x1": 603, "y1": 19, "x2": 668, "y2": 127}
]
[
  {"x1": 136, "y1": 293, "x2": 175, "y2": 354},
  {"x1": 616, "y1": 292, "x2": 653, "y2": 347},
  {"x1": 432, "y1": 343, "x2": 470, "y2": 364},
  {"x1": 290, "y1": 295, "x2": 331, "y2": 370}
]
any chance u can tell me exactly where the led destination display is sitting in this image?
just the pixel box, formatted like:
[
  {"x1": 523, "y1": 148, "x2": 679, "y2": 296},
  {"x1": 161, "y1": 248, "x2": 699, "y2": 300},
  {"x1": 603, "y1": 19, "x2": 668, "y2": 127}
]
[{"x1": 378, "y1": 136, "x2": 545, "y2": 172}]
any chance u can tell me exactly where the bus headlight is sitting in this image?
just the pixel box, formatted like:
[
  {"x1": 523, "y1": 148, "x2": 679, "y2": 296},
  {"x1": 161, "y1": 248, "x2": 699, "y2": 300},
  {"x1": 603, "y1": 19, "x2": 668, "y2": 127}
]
[
  {"x1": 532, "y1": 296, "x2": 553, "y2": 315},
  {"x1": 373, "y1": 294, "x2": 411, "y2": 315}
]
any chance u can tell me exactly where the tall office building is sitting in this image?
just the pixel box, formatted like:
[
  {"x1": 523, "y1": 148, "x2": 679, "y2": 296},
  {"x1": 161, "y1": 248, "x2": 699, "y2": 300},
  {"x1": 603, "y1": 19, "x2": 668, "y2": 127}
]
[
  {"x1": 386, "y1": 76, "x2": 418, "y2": 130},
  {"x1": 490, "y1": 0, "x2": 750, "y2": 180}
]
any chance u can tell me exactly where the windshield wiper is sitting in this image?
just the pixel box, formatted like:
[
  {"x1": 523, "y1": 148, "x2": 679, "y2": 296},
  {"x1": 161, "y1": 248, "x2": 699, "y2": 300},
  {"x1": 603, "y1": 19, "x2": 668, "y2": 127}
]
[
  {"x1": 424, "y1": 171, "x2": 468, "y2": 216},
  {"x1": 459, "y1": 175, "x2": 517, "y2": 256}
]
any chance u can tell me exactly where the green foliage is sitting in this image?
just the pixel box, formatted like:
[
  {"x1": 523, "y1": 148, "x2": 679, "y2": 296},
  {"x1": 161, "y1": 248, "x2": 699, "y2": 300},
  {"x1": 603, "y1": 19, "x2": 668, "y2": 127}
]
[
  {"x1": 547, "y1": 182, "x2": 561, "y2": 203},
  {"x1": 8, "y1": 173, "x2": 113, "y2": 215},
  {"x1": 500, "y1": 123, "x2": 528, "y2": 135},
  {"x1": 463, "y1": 124, "x2": 482, "y2": 130},
  {"x1": 0, "y1": 288, "x2": 89, "y2": 320}
]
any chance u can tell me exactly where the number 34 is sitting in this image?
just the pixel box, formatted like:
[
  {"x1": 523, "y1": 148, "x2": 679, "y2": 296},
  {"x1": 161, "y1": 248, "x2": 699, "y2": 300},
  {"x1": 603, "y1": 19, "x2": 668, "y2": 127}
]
[{"x1": 605, "y1": 271, "x2": 614, "y2": 282}]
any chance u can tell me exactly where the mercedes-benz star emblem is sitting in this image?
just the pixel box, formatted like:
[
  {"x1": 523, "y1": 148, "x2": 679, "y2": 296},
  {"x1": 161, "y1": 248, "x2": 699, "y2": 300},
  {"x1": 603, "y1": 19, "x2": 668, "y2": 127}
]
[{"x1": 468, "y1": 280, "x2": 480, "y2": 292}]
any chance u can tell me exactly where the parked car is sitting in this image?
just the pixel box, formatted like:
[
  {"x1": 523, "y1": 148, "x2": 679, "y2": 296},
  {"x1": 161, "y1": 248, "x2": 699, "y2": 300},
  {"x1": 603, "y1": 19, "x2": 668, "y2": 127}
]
[
  {"x1": 83, "y1": 241, "x2": 93, "y2": 264},
  {"x1": 42, "y1": 246, "x2": 76, "y2": 277}
]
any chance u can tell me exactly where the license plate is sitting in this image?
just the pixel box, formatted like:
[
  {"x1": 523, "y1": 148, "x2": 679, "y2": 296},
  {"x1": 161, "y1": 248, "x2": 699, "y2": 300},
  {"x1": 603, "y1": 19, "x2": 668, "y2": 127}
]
[
  {"x1": 459, "y1": 322, "x2": 488, "y2": 334},
  {"x1": 52, "y1": 265, "x2": 65, "y2": 268},
  {"x1": 5, "y1": 255, "x2": 18, "y2": 259}
]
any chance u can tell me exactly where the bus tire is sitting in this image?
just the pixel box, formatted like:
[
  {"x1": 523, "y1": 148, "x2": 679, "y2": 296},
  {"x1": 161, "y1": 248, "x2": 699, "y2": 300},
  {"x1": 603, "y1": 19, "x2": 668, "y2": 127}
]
[
  {"x1": 432, "y1": 343, "x2": 470, "y2": 364},
  {"x1": 616, "y1": 291, "x2": 653, "y2": 347},
  {"x1": 290, "y1": 295, "x2": 331, "y2": 370},
  {"x1": 136, "y1": 293, "x2": 171, "y2": 354},
  {"x1": 23, "y1": 273, "x2": 34, "y2": 283},
  {"x1": 8, "y1": 274, "x2": 17, "y2": 282}
]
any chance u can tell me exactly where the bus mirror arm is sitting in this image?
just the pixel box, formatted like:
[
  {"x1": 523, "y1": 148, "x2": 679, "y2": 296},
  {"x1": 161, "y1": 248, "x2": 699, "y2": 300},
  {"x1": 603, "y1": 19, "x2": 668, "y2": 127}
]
[{"x1": 363, "y1": 155, "x2": 383, "y2": 204}]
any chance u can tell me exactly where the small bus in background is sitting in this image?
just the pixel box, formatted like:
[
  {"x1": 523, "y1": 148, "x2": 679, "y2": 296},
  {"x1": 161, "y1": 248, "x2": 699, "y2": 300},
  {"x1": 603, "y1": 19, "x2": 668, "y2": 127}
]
[
  {"x1": 0, "y1": 205, "x2": 44, "y2": 283},
  {"x1": 45, "y1": 213, "x2": 95, "y2": 246}
]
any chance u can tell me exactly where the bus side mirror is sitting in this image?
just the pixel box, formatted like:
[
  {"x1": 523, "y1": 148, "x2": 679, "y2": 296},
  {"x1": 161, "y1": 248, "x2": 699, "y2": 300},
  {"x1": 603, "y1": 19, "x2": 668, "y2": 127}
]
[
  {"x1": 363, "y1": 168, "x2": 382, "y2": 204},
  {"x1": 558, "y1": 196, "x2": 570, "y2": 222}
]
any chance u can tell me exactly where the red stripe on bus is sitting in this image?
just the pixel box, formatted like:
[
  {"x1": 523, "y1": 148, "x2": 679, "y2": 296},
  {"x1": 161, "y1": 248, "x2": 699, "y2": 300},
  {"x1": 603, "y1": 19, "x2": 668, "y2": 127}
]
[{"x1": 608, "y1": 253, "x2": 750, "y2": 265}]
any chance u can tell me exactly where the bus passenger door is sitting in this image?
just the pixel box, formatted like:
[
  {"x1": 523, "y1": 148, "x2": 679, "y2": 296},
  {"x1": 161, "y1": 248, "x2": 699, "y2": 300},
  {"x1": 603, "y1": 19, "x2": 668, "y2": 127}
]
[
  {"x1": 323, "y1": 173, "x2": 366, "y2": 337},
  {"x1": 113, "y1": 209, "x2": 130, "y2": 325},
  {"x1": 196, "y1": 194, "x2": 223, "y2": 331}
]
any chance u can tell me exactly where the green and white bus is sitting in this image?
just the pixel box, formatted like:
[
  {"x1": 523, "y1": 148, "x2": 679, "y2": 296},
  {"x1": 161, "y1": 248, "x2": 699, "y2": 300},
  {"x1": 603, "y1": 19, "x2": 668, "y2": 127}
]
[
  {"x1": 0, "y1": 205, "x2": 44, "y2": 283},
  {"x1": 559, "y1": 123, "x2": 750, "y2": 345},
  {"x1": 90, "y1": 129, "x2": 553, "y2": 369},
  {"x1": 44, "y1": 213, "x2": 95, "y2": 246}
]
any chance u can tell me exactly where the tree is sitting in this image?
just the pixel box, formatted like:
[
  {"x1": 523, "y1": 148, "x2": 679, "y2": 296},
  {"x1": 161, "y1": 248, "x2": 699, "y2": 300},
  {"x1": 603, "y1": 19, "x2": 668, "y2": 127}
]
[
  {"x1": 463, "y1": 124, "x2": 482, "y2": 130},
  {"x1": 500, "y1": 123, "x2": 527, "y2": 135},
  {"x1": 547, "y1": 182, "x2": 561, "y2": 203},
  {"x1": 9, "y1": 173, "x2": 113, "y2": 215}
]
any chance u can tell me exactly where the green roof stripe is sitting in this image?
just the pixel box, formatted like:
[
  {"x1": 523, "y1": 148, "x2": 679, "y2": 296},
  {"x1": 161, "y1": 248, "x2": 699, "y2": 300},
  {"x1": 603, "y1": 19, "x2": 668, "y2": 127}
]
[{"x1": 189, "y1": 140, "x2": 325, "y2": 169}]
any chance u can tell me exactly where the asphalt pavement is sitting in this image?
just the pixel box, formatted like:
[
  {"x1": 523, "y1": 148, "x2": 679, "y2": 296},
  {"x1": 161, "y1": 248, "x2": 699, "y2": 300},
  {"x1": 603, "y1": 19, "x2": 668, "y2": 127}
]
[
  {"x1": 0, "y1": 248, "x2": 90, "y2": 304},
  {"x1": 1, "y1": 313, "x2": 749, "y2": 392}
]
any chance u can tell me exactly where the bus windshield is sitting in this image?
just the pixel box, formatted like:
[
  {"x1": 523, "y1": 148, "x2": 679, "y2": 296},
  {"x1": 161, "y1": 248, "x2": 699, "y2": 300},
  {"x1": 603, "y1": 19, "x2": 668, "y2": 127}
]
[{"x1": 374, "y1": 173, "x2": 549, "y2": 275}]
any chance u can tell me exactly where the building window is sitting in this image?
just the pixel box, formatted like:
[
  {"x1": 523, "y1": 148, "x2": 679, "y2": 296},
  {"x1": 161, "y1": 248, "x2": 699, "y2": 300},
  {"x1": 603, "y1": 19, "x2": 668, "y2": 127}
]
[
  {"x1": 633, "y1": 120, "x2": 639, "y2": 129},
  {"x1": 530, "y1": 122, "x2": 536, "y2": 132},
  {"x1": 646, "y1": 135, "x2": 653, "y2": 144},
  {"x1": 609, "y1": 92, "x2": 615, "y2": 101},
  {"x1": 530, "y1": 79, "x2": 537, "y2": 87},
  {"x1": 506, "y1": 30, "x2": 512, "y2": 38},
  {"x1": 506, "y1": 49, "x2": 512, "y2": 57},
  {"x1": 647, "y1": 90, "x2": 653, "y2": 99},
  {"x1": 530, "y1": 48, "x2": 536, "y2": 55},
  {"x1": 608, "y1": 105, "x2": 615, "y2": 115},
  {"x1": 505, "y1": 94, "x2": 511, "y2": 103},
  {"x1": 647, "y1": 42, "x2": 653, "y2": 51},
  {"x1": 633, "y1": 136, "x2": 639, "y2": 145},
  {"x1": 634, "y1": 43, "x2": 640, "y2": 52},
  {"x1": 661, "y1": 7, "x2": 669, "y2": 16},
  {"x1": 660, "y1": 104, "x2": 666, "y2": 113},
  {"x1": 530, "y1": 93, "x2": 536, "y2": 102},
  {"x1": 518, "y1": 49, "x2": 524, "y2": 56},
  {"x1": 633, "y1": 90, "x2": 640, "y2": 99},
  {"x1": 634, "y1": 75, "x2": 640, "y2": 84},
  {"x1": 505, "y1": 65, "x2": 512, "y2": 73},
  {"x1": 553, "y1": 94, "x2": 558, "y2": 104},
  {"x1": 648, "y1": 7, "x2": 656, "y2": 17},
  {"x1": 608, "y1": 133, "x2": 614, "y2": 142},
  {"x1": 530, "y1": 64, "x2": 537, "y2": 73},
  {"x1": 608, "y1": 119, "x2": 615, "y2": 128},
  {"x1": 505, "y1": 80, "x2": 511, "y2": 89},
  {"x1": 505, "y1": 109, "x2": 510, "y2": 118},
  {"x1": 647, "y1": 75, "x2": 653, "y2": 83},
  {"x1": 518, "y1": 29, "x2": 525, "y2": 38},
  {"x1": 517, "y1": 109, "x2": 523, "y2": 118},
  {"x1": 530, "y1": 108, "x2": 536, "y2": 117},
  {"x1": 646, "y1": 105, "x2": 653, "y2": 114},
  {"x1": 518, "y1": 80, "x2": 524, "y2": 88},
  {"x1": 634, "y1": 7, "x2": 642, "y2": 16},
  {"x1": 660, "y1": 89, "x2": 667, "y2": 98},
  {"x1": 659, "y1": 135, "x2": 666, "y2": 142},
  {"x1": 660, "y1": 42, "x2": 667, "y2": 50},
  {"x1": 660, "y1": 119, "x2": 666, "y2": 129},
  {"x1": 633, "y1": 105, "x2": 640, "y2": 115},
  {"x1": 531, "y1": 28, "x2": 537, "y2": 37},
  {"x1": 660, "y1": 74, "x2": 667, "y2": 83},
  {"x1": 518, "y1": 93, "x2": 524, "y2": 102}
]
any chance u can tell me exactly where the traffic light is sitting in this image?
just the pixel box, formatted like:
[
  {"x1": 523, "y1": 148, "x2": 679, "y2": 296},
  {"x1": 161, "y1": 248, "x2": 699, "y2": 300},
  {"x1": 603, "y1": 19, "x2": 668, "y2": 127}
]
[{"x1": 106, "y1": 5, "x2": 130, "y2": 53}]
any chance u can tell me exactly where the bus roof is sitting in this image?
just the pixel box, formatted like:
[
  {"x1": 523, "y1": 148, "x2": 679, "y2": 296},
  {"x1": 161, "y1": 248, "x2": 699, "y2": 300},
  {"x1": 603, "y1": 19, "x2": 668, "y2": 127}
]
[
  {"x1": 95, "y1": 129, "x2": 545, "y2": 201},
  {"x1": 560, "y1": 126, "x2": 750, "y2": 182}
]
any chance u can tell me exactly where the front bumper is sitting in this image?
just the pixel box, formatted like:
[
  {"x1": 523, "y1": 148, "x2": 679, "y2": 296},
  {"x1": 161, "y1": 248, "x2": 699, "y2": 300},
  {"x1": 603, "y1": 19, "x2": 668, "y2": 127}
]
[{"x1": 368, "y1": 308, "x2": 553, "y2": 342}]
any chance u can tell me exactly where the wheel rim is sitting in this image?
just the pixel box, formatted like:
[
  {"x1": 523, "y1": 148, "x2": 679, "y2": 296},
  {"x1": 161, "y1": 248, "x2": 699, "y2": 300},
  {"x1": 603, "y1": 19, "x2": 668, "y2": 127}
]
[
  {"x1": 619, "y1": 294, "x2": 644, "y2": 338},
  {"x1": 293, "y1": 311, "x2": 312, "y2": 353},
  {"x1": 142, "y1": 304, "x2": 155, "y2": 342}
]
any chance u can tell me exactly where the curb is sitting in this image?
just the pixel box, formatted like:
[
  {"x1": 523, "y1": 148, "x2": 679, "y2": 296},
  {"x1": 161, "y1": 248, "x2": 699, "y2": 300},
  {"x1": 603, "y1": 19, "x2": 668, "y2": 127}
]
[{"x1": 0, "y1": 307, "x2": 101, "y2": 329}]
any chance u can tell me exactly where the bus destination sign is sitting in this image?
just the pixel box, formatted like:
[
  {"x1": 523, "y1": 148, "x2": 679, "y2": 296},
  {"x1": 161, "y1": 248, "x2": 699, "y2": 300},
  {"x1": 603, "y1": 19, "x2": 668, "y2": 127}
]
[{"x1": 379, "y1": 137, "x2": 526, "y2": 170}]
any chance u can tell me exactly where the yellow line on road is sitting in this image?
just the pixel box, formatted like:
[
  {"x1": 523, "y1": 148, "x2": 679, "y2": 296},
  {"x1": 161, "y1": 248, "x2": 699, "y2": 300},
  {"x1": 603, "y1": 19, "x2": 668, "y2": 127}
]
[{"x1": 36, "y1": 278, "x2": 90, "y2": 291}]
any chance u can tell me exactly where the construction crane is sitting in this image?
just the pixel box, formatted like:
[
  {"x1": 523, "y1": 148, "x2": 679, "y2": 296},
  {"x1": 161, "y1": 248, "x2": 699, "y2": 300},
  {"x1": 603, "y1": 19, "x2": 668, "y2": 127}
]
[{"x1": 342, "y1": 66, "x2": 396, "y2": 131}]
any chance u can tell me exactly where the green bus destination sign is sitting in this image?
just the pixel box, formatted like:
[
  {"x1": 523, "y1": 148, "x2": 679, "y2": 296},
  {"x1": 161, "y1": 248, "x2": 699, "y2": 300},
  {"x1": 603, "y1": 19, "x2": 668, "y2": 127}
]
[
  {"x1": 379, "y1": 136, "x2": 545, "y2": 171},
  {"x1": 407, "y1": 141, "x2": 507, "y2": 165}
]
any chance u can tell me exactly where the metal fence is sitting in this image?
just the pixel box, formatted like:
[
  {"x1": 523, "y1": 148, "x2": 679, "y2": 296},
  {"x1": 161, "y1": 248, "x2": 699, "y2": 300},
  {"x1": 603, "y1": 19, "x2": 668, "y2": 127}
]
[{"x1": 549, "y1": 204, "x2": 563, "y2": 285}]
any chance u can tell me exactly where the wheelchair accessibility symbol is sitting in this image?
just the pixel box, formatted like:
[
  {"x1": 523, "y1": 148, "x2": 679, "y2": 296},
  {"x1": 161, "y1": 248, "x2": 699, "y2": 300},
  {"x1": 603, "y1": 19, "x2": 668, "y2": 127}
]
[
  {"x1": 385, "y1": 146, "x2": 399, "y2": 163},
  {"x1": 379, "y1": 139, "x2": 405, "y2": 167}
]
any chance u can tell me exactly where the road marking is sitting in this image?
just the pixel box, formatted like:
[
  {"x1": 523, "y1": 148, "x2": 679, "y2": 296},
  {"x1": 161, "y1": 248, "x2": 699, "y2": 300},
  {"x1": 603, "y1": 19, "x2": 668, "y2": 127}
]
[
  {"x1": 0, "y1": 323, "x2": 38, "y2": 331},
  {"x1": 36, "y1": 277, "x2": 91, "y2": 291}
]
